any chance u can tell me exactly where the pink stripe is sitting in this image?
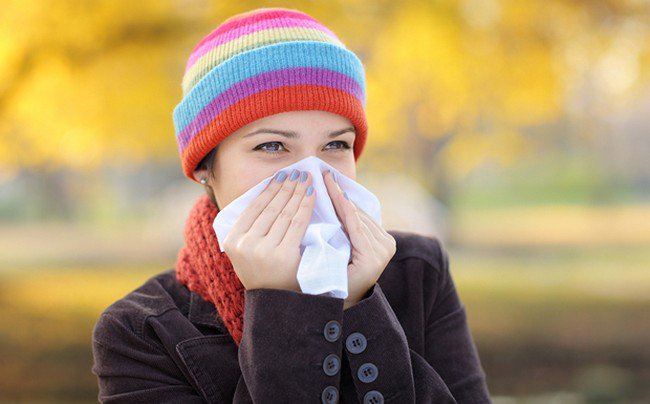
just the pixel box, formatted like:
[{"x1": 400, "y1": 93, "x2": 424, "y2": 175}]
[
  {"x1": 185, "y1": 18, "x2": 338, "y2": 72},
  {"x1": 192, "y1": 9, "x2": 317, "y2": 51}
]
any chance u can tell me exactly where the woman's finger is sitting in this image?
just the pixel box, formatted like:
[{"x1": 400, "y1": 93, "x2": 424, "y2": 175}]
[
  {"x1": 355, "y1": 211, "x2": 380, "y2": 254},
  {"x1": 351, "y1": 202, "x2": 394, "y2": 244},
  {"x1": 322, "y1": 170, "x2": 376, "y2": 253},
  {"x1": 279, "y1": 180, "x2": 316, "y2": 249},
  {"x1": 266, "y1": 171, "x2": 312, "y2": 246},
  {"x1": 322, "y1": 170, "x2": 347, "y2": 225},
  {"x1": 248, "y1": 169, "x2": 302, "y2": 237},
  {"x1": 229, "y1": 170, "x2": 290, "y2": 237},
  {"x1": 356, "y1": 208, "x2": 395, "y2": 254}
]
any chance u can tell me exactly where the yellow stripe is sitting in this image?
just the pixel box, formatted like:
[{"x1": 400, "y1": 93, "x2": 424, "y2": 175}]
[{"x1": 182, "y1": 26, "x2": 343, "y2": 95}]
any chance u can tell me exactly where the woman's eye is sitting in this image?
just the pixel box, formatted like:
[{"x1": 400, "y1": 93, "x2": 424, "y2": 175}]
[
  {"x1": 254, "y1": 141, "x2": 351, "y2": 154},
  {"x1": 325, "y1": 141, "x2": 351, "y2": 150},
  {"x1": 254, "y1": 141, "x2": 285, "y2": 154}
]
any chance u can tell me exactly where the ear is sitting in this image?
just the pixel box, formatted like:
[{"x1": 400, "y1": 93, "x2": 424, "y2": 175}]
[{"x1": 193, "y1": 167, "x2": 209, "y2": 183}]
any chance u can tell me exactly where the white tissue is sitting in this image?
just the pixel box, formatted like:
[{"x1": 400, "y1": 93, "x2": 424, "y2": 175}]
[{"x1": 212, "y1": 155, "x2": 382, "y2": 299}]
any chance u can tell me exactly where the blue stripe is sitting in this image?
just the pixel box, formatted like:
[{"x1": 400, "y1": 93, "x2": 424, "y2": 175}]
[{"x1": 173, "y1": 41, "x2": 366, "y2": 134}]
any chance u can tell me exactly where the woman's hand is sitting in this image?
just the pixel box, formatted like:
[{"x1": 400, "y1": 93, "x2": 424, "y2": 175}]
[
  {"x1": 222, "y1": 169, "x2": 315, "y2": 292},
  {"x1": 323, "y1": 170, "x2": 397, "y2": 310}
]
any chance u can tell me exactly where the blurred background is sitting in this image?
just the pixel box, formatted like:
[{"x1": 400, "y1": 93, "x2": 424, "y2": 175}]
[{"x1": 1, "y1": 0, "x2": 649, "y2": 402}]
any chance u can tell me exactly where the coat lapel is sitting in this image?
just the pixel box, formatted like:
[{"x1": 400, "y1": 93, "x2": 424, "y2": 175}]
[
  {"x1": 187, "y1": 291, "x2": 230, "y2": 331},
  {"x1": 175, "y1": 292, "x2": 241, "y2": 402}
]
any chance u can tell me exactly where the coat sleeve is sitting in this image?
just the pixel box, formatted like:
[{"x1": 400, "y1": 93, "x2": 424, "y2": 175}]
[
  {"x1": 340, "y1": 241, "x2": 492, "y2": 403},
  {"x1": 234, "y1": 287, "x2": 346, "y2": 402},
  {"x1": 93, "y1": 291, "x2": 347, "y2": 404},
  {"x1": 91, "y1": 313, "x2": 206, "y2": 403}
]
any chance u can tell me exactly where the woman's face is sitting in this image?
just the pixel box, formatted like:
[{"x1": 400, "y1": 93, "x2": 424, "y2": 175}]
[{"x1": 194, "y1": 110, "x2": 358, "y2": 209}]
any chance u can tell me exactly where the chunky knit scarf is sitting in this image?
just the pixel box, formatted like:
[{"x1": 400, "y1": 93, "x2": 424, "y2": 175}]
[{"x1": 175, "y1": 194, "x2": 245, "y2": 346}]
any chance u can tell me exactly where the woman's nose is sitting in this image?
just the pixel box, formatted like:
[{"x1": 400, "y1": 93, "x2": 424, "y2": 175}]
[{"x1": 291, "y1": 154, "x2": 322, "y2": 164}]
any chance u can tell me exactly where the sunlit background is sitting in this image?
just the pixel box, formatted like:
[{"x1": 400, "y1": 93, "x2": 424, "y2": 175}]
[{"x1": 1, "y1": 0, "x2": 649, "y2": 402}]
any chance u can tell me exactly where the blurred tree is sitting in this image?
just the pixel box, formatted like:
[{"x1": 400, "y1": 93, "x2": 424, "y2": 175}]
[
  {"x1": 0, "y1": 0, "x2": 648, "y2": 217},
  {"x1": 0, "y1": 0, "x2": 255, "y2": 216},
  {"x1": 364, "y1": 0, "x2": 649, "y2": 205}
]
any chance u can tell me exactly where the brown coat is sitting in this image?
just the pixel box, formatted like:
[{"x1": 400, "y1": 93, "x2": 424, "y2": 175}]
[{"x1": 91, "y1": 230, "x2": 492, "y2": 403}]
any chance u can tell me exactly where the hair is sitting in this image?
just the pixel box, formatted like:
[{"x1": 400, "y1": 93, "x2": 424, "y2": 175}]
[{"x1": 195, "y1": 145, "x2": 219, "y2": 208}]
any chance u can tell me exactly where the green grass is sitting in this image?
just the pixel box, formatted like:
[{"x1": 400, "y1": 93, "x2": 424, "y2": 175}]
[
  {"x1": 0, "y1": 246, "x2": 648, "y2": 402},
  {"x1": 0, "y1": 264, "x2": 164, "y2": 402},
  {"x1": 450, "y1": 245, "x2": 650, "y2": 401},
  {"x1": 1, "y1": 201, "x2": 649, "y2": 402}
]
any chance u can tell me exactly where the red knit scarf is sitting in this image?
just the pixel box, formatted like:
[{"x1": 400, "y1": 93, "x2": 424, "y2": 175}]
[{"x1": 175, "y1": 194, "x2": 246, "y2": 346}]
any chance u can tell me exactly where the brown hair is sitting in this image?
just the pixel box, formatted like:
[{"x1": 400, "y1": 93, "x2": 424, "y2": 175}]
[{"x1": 195, "y1": 145, "x2": 219, "y2": 208}]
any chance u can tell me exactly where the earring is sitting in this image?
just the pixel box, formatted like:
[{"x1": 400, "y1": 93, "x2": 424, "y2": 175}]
[{"x1": 200, "y1": 178, "x2": 207, "y2": 185}]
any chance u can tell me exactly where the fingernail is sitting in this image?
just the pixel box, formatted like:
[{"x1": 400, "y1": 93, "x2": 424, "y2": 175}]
[
  {"x1": 343, "y1": 191, "x2": 349, "y2": 200},
  {"x1": 289, "y1": 169, "x2": 300, "y2": 181},
  {"x1": 300, "y1": 171, "x2": 308, "y2": 182},
  {"x1": 275, "y1": 171, "x2": 287, "y2": 182},
  {"x1": 332, "y1": 172, "x2": 338, "y2": 183},
  {"x1": 306, "y1": 185, "x2": 314, "y2": 196}
]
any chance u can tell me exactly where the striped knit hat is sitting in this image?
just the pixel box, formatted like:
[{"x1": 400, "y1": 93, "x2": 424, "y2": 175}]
[{"x1": 172, "y1": 7, "x2": 368, "y2": 183}]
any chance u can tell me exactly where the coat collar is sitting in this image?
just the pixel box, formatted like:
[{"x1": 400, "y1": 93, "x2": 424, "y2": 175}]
[{"x1": 187, "y1": 290, "x2": 229, "y2": 333}]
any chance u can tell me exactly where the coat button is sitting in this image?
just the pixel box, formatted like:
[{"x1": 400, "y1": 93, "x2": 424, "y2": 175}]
[
  {"x1": 357, "y1": 362, "x2": 378, "y2": 383},
  {"x1": 363, "y1": 390, "x2": 384, "y2": 404},
  {"x1": 321, "y1": 385, "x2": 339, "y2": 404},
  {"x1": 324, "y1": 320, "x2": 342, "y2": 342},
  {"x1": 345, "y1": 332, "x2": 367, "y2": 354},
  {"x1": 322, "y1": 353, "x2": 341, "y2": 376}
]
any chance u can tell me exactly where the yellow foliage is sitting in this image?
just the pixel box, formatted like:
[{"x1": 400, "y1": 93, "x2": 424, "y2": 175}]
[
  {"x1": 0, "y1": 0, "x2": 648, "y2": 179},
  {"x1": 453, "y1": 204, "x2": 650, "y2": 250}
]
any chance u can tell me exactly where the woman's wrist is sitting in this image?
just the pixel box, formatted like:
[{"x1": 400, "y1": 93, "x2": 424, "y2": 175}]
[
  {"x1": 343, "y1": 300, "x2": 357, "y2": 310},
  {"x1": 343, "y1": 286, "x2": 372, "y2": 310}
]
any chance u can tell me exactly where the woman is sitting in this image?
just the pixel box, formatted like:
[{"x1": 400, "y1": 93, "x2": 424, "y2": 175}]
[{"x1": 91, "y1": 7, "x2": 491, "y2": 403}]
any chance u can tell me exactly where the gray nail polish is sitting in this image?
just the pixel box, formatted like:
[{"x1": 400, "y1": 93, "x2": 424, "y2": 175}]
[
  {"x1": 343, "y1": 191, "x2": 349, "y2": 200},
  {"x1": 300, "y1": 171, "x2": 308, "y2": 182},
  {"x1": 306, "y1": 185, "x2": 314, "y2": 196},
  {"x1": 275, "y1": 171, "x2": 288, "y2": 182},
  {"x1": 289, "y1": 169, "x2": 300, "y2": 181},
  {"x1": 332, "y1": 172, "x2": 338, "y2": 183}
]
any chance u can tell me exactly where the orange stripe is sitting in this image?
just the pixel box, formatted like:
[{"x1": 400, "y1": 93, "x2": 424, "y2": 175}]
[{"x1": 182, "y1": 85, "x2": 367, "y2": 181}]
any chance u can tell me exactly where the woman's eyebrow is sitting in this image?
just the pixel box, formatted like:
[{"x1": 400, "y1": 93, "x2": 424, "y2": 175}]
[{"x1": 244, "y1": 127, "x2": 356, "y2": 138}]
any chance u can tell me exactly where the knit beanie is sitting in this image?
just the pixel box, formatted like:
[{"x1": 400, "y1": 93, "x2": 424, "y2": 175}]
[{"x1": 172, "y1": 7, "x2": 368, "y2": 183}]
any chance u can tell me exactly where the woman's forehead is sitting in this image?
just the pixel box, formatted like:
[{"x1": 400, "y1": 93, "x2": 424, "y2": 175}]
[{"x1": 235, "y1": 111, "x2": 355, "y2": 136}]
